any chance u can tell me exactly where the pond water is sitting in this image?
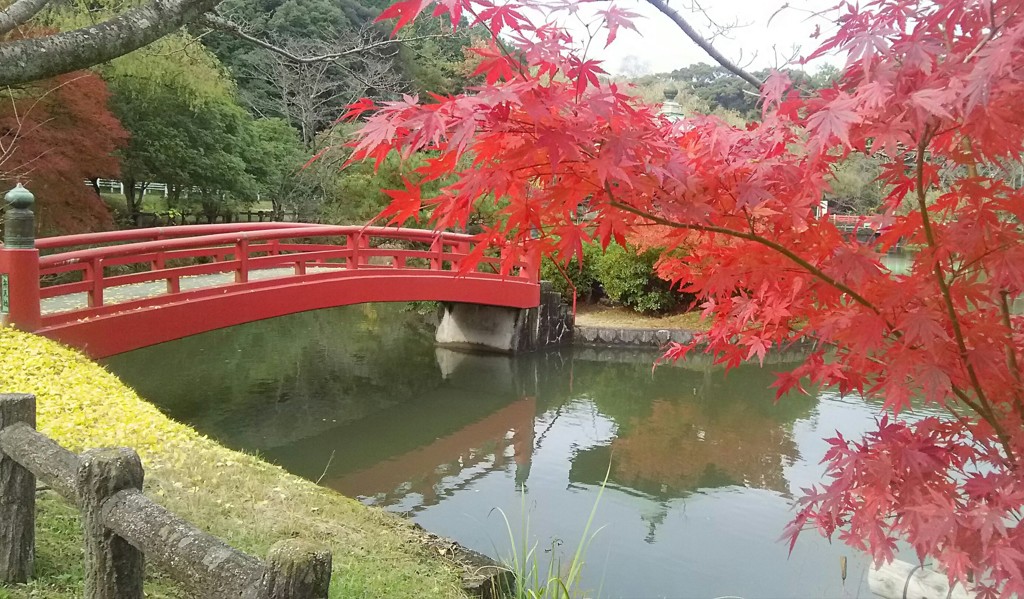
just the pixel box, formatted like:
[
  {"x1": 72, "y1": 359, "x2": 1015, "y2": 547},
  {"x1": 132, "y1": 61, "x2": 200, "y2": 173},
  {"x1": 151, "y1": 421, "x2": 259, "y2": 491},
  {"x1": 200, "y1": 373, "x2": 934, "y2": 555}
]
[{"x1": 104, "y1": 304, "x2": 925, "y2": 599}]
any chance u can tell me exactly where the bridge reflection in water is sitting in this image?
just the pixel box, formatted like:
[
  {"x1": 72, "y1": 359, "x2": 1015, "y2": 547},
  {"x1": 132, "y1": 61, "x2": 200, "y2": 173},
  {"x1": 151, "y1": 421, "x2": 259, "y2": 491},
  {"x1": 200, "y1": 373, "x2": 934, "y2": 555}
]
[{"x1": 276, "y1": 351, "x2": 538, "y2": 511}]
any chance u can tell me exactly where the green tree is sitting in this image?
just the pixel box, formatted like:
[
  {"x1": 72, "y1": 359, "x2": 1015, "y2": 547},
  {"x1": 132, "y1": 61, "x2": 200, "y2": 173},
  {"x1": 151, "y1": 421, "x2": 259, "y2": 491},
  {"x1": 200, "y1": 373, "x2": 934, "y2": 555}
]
[
  {"x1": 669, "y1": 63, "x2": 763, "y2": 117},
  {"x1": 110, "y1": 82, "x2": 273, "y2": 220},
  {"x1": 243, "y1": 117, "x2": 308, "y2": 218},
  {"x1": 104, "y1": 35, "x2": 310, "y2": 221},
  {"x1": 825, "y1": 153, "x2": 886, "y2": 215}
]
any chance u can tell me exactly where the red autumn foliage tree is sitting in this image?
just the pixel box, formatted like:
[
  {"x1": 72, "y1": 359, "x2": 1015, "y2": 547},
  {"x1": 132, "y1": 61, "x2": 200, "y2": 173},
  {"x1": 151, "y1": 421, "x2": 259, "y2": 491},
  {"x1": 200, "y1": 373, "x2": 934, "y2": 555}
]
[
  {"x1": 347, "y1": 0, "x2": 1024, "y2": 594},
  {"x1": 1, "y1": 71, "x2": 127, "y2": 234}
]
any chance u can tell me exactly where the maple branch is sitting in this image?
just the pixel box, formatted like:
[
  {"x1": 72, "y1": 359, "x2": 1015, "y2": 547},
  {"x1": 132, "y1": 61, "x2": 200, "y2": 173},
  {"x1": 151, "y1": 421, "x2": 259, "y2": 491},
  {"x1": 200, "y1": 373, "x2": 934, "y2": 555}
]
[
  {"x1": 642, "y1": 0, "x2": 763, "y2": 89},
  {"x1": 914, "y1": 133, "x2": 1016, "y2": 463},
  {"x1": 199, "y1": 15, "x2": 442, "y2": 64},
  {"x1": 0, "y1": 0, "x2": 51, "y2": 36},
  {"x1": 604, "y1": 192, "x2": 882, "y2": 317},
  {"x1": 1000, "y1": 290, "x2": 1024, "y2": 403}
]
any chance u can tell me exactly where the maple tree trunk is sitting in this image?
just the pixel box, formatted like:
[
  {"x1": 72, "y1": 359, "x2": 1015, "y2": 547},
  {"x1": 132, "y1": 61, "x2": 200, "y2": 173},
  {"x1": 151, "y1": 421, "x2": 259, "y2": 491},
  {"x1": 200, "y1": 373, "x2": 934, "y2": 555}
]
[{"x1": 0, "y1": 0, "x2": 221, "y2": 87}]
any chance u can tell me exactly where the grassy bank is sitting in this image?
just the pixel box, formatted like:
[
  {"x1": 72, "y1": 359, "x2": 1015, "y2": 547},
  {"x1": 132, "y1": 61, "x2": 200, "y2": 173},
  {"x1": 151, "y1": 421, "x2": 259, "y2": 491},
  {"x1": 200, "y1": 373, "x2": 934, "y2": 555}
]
[{"x1": 0, "y1": 327, "x2": 469, "y2": 599}]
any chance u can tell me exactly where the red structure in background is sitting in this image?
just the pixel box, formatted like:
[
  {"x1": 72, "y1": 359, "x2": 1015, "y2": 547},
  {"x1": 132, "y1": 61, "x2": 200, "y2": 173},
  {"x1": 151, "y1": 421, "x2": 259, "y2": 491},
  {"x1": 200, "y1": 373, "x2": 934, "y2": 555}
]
[{"x1": 0, "y1": 223, "x2": 540, "y2": 359}]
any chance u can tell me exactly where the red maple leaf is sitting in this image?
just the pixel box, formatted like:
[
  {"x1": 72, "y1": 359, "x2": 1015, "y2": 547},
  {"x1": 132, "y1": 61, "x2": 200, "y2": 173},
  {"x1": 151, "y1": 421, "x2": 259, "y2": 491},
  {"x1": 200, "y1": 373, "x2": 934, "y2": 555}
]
[
  {"x1": 376, "y1": 0, "x2": 429, "y2": 35},
  {"x1": 597, "y1": 4, "x2": 641, "y2": 47},
  {"x1": 805, "y1": 92, "x2": 860, "y2": 149},
  {"x1": 377, "y1": 179, "x2": 424, "y2": 224}
]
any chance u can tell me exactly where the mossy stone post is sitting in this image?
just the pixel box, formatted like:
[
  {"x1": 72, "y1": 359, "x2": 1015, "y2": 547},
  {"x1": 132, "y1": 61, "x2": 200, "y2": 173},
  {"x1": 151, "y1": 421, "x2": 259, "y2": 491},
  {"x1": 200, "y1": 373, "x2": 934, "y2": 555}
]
[
  {"x1": 0, "y1": 393, "x2": 36, "y2": 583},
  {"x1": 77, "y1": 447, "x2": 144, "y2": 599},
  {"x1": 257, "y1": 539, "x2": 332, "y2": 599}
]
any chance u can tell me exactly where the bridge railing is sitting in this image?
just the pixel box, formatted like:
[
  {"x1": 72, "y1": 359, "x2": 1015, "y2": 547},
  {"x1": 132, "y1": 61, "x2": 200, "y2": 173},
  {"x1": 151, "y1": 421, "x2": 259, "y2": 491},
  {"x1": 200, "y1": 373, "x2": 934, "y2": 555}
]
[
  {"x1": 0, "y1": 393, "x2": 331, "y2": 599},
  {"x1": 34, "y1": 222, "x2": 322, "y2": 253},
  {"x1": 6, "y1": 222, "x2": 538, "y2": 330},
  {"x1": 827, "y1": 214, "x2": 887, "y2": 230}
]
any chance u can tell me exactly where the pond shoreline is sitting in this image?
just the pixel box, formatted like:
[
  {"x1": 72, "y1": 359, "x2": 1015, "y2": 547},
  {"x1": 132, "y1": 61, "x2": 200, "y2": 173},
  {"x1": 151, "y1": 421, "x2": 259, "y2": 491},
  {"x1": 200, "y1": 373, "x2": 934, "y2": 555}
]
[{"x1": 574, "y1": 324, "x2": 696, "y2": 348}]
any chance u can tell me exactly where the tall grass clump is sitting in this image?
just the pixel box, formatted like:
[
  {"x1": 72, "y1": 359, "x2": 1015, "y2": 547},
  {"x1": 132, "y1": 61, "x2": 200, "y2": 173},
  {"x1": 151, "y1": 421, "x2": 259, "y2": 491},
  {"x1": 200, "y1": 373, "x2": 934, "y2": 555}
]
[{"x1": 493, "y1": 479, "x2": 607, "y2": 598}]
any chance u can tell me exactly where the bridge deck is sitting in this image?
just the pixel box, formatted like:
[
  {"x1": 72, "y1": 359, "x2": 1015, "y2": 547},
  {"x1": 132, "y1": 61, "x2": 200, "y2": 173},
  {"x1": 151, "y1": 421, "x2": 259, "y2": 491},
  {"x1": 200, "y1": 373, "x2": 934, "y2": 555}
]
[{"x1": 41, "y1": 266, "x2": 332, "y2": 314}]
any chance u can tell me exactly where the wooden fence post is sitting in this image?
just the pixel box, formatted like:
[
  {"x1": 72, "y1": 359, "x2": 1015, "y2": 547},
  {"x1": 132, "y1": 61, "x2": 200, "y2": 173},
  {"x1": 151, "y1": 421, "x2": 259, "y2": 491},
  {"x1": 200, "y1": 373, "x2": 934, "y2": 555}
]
[
  {"x1": 257, "y1": 539, "x2": 331, "y2": 599},
  {"x1": 77, "y1": 448, "x2": 145, "y2": 599},
  {"x1": 0, "y1": 393, "x2": 36, "y2": 583}
]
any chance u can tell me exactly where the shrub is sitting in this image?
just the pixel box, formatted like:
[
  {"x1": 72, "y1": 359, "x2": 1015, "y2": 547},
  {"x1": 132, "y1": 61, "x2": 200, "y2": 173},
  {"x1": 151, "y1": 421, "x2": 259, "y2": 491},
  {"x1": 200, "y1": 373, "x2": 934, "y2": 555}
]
[
  {"x1": 595, "y1": 243, "x2": 677, "y2": 314},
  {"x1": 540, "y1": 242, "x2": 602, "y2": 302}
]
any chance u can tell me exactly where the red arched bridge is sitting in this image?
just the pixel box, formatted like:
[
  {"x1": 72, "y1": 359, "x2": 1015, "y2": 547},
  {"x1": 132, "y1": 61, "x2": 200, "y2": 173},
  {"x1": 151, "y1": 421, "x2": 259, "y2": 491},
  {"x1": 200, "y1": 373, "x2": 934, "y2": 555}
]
[{"x1": 0, "y1": 223, "x2": 540, "y2": 358}]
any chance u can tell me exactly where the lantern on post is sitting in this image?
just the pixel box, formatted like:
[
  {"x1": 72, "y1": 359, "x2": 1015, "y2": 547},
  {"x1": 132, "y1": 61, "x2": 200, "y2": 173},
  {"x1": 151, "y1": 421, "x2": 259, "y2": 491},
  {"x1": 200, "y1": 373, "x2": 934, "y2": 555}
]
[
  {"x1": 4, "y1": 184, "x2": 35, "y2": 249},
  {"x1": 1, "y1": 184, "x2": 40, "y2": 330},
  {"x1": 660, "y1": 88, "x2": 685, "y2": 122}
]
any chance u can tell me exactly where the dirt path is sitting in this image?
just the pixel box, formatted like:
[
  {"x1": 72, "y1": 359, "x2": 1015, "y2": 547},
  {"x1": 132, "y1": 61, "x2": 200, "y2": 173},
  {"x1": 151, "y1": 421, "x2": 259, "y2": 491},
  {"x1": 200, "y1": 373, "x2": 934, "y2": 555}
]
[{"x1": 573, "y1": 304, "x2": 710, "y2": 331}]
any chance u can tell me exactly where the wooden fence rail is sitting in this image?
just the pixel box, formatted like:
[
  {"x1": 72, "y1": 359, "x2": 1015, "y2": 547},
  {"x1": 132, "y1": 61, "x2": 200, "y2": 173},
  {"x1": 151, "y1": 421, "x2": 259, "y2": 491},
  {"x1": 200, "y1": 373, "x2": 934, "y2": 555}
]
[{"x1": 0, "y1": 393, "x2": 331, "y2": 599}]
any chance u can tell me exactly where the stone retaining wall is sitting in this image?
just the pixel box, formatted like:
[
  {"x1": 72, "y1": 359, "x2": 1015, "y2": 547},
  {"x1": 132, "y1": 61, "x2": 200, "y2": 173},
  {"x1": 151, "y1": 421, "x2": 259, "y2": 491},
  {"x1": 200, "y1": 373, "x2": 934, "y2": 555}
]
[{"x1": 574, "y1": 325, "x2": 694, "y2": 347}]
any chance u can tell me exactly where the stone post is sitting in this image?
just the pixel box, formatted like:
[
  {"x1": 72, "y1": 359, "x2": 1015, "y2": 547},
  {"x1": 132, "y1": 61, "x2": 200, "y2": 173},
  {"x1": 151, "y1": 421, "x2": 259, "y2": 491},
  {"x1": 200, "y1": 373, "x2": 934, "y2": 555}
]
[
  {"x1": 76, "y1": 448, "x2": 145, "y2": 599},
  {"x1": 0, "y1": 393, "x2": 36, "y2": 583},
  {"x1": 257, "y1": 539, "x2": 332, "y2": 599}
]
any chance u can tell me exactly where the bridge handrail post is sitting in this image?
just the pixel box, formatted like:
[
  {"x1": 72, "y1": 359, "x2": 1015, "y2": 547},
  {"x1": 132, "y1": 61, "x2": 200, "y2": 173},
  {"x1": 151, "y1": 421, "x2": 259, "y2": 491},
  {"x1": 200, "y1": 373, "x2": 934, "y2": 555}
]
[
  {"x1": 87, "y1": 258, "x2": 104, "y2": 308},
  {"x1": 0, "y1": 394, "x2": 36, "y2": 583},
  {"x1": 451, "y1": 240, "x2": 469, "y2": 272},
  {"x1": 236, "y1": 238, "x2": 250, "y2": 283},
  {"x1": 523, "y1": 245, "x2": 541, "y2": 282},
  {"x1": 430, "y1": 235, "x2": 443, "y2": 271},
  {"x1": 1, "y1": 185, "x2": 42, "y2": 330},
  {"x1": 344, "y1": 233, "x2": 354, "y2": 269},
  {"x1": 348, "y1": 232, "x2": 368, "y2": 269}
]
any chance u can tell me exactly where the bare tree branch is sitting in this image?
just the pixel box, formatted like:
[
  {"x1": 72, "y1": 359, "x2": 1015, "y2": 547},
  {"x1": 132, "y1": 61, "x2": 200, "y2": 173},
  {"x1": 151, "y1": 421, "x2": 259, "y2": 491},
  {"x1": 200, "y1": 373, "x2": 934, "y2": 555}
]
[
  {"x1": 199, "y1": 14, "x2": 443, "y2": 64},
  {"x1": 0, "y1": 0, "x2": 52, "y2": 37},
  {"x1": 642, "y1": 0, "x2": 763, "y2": 89},
  {"x1": 0, "y1": 0, "x2": 221, "y2": 87},
  {"x1": 234, "y1": 30, "x2": 406, "y2": 148}
]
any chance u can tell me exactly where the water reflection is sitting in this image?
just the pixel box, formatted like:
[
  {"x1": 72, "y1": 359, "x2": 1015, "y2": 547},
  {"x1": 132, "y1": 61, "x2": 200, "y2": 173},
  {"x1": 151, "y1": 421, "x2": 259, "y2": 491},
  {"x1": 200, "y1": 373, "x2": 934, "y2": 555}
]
[
  {"x1": 104, "y1": 304, "x2": 443, "y2": 450},
  {"x1": 569, "y1": 361, "x2": 815, "y2": 503},
  {"x1": 105, "y1": 304, "x2": 896, "y2": 598},
  {"x1": 279, "y1": 351, "x2": 538, "y2": 510}
]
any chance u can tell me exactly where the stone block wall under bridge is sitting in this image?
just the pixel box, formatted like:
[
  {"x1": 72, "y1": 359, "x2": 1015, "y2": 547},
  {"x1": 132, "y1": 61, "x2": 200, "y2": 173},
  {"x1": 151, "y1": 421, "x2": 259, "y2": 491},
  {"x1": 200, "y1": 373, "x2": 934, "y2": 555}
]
[{"x1": 435, "y1": 282, "x2": 573, "y2": 354}]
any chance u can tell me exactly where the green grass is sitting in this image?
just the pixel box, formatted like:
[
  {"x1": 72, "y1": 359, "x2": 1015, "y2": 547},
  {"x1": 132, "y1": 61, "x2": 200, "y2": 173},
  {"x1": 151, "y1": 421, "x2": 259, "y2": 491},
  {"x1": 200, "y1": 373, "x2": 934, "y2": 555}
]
[
  {"x1": 12, "y1": 493, "x2": 185, "y2": 598},
  {"x1": 0, "y1": 328, "x2": 469, "y2": 599},
  {"x1": 99, "y1": 192, "x2": 166, "y2": 214}
]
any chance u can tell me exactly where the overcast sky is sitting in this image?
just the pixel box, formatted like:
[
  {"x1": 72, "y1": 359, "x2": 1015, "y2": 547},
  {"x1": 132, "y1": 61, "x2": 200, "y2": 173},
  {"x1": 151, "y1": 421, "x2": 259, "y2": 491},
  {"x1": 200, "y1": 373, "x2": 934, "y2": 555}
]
[{"x1": 559, "y1": 0, "x2": 842, "y2": 76}]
